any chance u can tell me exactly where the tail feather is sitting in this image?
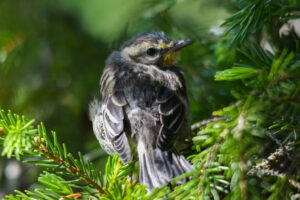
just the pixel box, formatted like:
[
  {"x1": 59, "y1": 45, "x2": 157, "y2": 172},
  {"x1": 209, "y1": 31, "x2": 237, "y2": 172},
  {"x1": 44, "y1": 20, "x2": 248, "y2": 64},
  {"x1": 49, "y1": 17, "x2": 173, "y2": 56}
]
[
  {"x1": 138, "y1": 141, "x2": 192, "y2": 191},
  {"x1": 89, "y1": 98, "x2": 101, "y2": 121}
]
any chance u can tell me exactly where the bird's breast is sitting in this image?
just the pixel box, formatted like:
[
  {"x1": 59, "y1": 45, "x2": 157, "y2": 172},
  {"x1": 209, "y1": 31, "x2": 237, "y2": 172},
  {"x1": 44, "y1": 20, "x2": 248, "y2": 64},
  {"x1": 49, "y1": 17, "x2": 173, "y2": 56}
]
[{"x1": 124, "y1": 79, "x2": 159, "y2": 108}]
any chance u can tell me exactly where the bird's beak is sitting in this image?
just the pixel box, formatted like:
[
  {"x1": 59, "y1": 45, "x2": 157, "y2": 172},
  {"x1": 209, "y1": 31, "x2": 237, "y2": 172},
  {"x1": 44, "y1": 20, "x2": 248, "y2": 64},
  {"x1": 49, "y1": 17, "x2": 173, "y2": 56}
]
[{"x1": 170, "y1": 39, "x2": 193, "y2": 52}]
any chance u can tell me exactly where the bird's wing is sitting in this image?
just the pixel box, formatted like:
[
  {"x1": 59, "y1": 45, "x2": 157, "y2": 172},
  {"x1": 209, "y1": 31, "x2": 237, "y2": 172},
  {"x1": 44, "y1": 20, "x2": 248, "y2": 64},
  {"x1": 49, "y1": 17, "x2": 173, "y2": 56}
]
[
  {"x1": 102, "y1": 91, "x2": 132, "y2": 164},
  {"x1": 156, "y1": 87, "x2": 186, "y2": 150}
]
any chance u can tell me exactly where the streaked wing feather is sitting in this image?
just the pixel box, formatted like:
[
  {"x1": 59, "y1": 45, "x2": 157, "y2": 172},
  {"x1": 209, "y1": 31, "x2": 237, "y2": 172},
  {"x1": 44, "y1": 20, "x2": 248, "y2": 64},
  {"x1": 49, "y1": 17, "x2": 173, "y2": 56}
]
[
  {"x1": 111, "y1": 91, "x2": 127, "y2": 106},
  {"x1": 113, "y1": 133, "x2": 131, "y2": 164},
  {"x1": 158, "y1": 96, "x2": 181, "y2": 115},
  {"x1": 156, "y1": 87, "x2": 173, "y2": 103},
  {"x1": 102, "y1": 91, "x2": 131, "y2": 164},
  {"x1": 156, "y1": 87, "x2": 186, "y2": 150}
]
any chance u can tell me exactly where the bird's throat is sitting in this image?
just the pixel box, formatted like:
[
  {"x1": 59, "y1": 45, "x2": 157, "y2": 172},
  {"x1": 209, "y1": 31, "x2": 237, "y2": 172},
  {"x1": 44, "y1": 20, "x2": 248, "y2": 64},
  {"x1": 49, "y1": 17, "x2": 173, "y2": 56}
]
[{"x1": 160, "y1": 51, "x2": 180, "y2": 66}]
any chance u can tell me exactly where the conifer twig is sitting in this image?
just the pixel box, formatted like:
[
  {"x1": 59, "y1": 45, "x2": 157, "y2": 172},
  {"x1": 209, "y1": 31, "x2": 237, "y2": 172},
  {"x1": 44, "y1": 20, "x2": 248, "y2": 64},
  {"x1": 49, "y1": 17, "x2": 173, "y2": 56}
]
[{"x1": 33, "y1": 136, "x2": 106, "y2": 195}]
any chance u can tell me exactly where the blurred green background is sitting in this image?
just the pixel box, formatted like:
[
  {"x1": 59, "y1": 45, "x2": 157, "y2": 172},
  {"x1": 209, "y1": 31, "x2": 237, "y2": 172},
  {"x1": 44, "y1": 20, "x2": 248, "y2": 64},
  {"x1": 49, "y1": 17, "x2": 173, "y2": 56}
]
[{"x1": 0, "y1": 0, "x2": 235, "y2": 197}]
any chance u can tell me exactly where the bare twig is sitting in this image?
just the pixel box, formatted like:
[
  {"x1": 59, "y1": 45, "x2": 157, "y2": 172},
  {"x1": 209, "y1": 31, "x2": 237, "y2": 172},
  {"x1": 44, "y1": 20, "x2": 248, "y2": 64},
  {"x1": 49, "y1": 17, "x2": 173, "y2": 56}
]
[
  {"x1": 248, "y1": 143, "x2": 293, "y2": 176},
  {"x1": 191, "y1": 116, "x2": 229, "y2": 131},
  {"x1": 248, "y1": 168, "x2": 300, "y2": 190},
  {"x1": 265, "y1": 130, "x2": 292, "y2": 160},
  {"x1": 248, "y1": 143, "x2": 300, "y2": 190}
]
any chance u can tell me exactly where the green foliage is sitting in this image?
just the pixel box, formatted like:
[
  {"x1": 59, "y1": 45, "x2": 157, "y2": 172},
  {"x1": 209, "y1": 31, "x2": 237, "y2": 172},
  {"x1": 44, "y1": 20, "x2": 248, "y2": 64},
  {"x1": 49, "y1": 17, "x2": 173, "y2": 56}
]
[
  {"x1": 0, "y1": 110, "x2": 36, "y2": 160},
  {"x1": 215, "y1": 66, "x2": 259, "y2": 80},
  {"x1": 223, "y1": 0, "x2": 300, "y2": 44},
  {"x1": 223, "y1": 0, "x2": 270, "y2": 44},
  {"x1": 1, "y1": 0, "x2": 300, "y2": 199},
  {"x1": 4, "y1": 172, "x2": 76, "y2": 200},
  {"x1": 0, "y1": 109, "x2": 155, "y2": 199}
]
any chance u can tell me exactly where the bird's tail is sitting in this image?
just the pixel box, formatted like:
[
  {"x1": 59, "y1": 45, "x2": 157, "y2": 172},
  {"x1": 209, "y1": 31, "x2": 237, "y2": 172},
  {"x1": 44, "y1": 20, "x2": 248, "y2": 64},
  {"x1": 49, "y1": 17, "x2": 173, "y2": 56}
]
[{"x1": 137, "y1": 140, "x2": 193, "y2": 191}]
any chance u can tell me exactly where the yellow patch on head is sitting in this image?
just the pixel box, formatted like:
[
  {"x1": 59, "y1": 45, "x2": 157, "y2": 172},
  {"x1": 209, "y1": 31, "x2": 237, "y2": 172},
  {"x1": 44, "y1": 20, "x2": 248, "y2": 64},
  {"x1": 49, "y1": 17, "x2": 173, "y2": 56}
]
[
  {"x1": 160, "y1": 51, "x2": 180, "y2": 66},
  {"x1": 157, "y1": 42, "x2": 173, "y2": 49}
]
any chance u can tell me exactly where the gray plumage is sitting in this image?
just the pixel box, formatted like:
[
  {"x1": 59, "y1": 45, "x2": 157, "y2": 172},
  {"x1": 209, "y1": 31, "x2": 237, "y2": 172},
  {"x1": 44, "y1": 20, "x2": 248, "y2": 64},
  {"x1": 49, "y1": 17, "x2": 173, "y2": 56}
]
[{"x1": 90, "y1": 32, "x2": 193, "y2": 190}]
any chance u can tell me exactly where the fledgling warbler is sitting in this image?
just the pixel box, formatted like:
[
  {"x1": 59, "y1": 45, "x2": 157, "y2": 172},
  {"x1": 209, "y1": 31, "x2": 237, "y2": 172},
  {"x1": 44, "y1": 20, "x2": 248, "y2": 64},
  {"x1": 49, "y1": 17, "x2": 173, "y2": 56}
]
[{"x1": 89, "y1": 32, "x2": 193, "y2": 190}]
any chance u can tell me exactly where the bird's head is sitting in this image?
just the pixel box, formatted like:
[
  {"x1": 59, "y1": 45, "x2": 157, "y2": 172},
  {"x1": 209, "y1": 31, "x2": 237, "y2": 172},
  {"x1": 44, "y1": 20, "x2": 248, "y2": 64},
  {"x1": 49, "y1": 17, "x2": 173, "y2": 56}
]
[{"x1": 120, "y1": 32, "x2": 193, "y2": 67}]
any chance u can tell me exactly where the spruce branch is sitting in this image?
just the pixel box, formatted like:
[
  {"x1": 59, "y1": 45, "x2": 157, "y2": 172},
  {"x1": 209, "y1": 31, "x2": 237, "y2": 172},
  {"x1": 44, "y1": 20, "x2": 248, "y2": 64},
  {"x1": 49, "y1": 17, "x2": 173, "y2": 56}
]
[
  {"x1": 32, "y1": 135, "x2": 106, "y2": 194},
  {"x1": 222, "y1": 0, "x2": 269, "y2": 44},
  {"x1": 0, "y1": 109, "x2": 106, "y2": 198},
  {"x1": 0, "y1": 110, "x2": 37, "y2": 160},
  {"x1": 0, "y1": 109, "x2": 154, "y2": 200}
]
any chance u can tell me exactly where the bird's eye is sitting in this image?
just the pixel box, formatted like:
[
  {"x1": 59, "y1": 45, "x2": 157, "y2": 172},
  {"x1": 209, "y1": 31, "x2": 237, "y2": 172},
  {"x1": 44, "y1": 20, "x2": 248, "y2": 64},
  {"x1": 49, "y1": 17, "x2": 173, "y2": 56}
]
[{"x1": 146, "y1": 48, "x2": 157, "y2": 56}]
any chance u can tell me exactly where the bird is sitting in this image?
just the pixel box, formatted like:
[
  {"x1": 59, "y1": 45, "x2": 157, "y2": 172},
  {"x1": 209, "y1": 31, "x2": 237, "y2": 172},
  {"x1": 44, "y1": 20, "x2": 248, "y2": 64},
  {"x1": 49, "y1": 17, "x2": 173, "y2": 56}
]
[{"x1": 89, "y1": 32, "x2": 193, "y2": 190}]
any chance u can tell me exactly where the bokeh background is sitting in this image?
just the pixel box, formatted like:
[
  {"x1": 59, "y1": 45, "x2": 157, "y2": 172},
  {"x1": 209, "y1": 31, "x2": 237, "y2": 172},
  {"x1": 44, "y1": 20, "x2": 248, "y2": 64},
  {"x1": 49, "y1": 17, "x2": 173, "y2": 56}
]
[{"x1": 0, "y1": 0, "x2": 235, "y2": 197}]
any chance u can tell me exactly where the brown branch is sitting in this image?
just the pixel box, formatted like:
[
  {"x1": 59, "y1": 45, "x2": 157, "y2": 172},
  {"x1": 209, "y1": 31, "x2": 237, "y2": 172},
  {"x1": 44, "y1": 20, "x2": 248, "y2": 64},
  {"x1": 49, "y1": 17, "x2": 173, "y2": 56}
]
[
  {"x1": 60, "y1": 193, "x2": 82, "y2": 200},
  {"x1": 1, "y1": 35, "x2": 24, "y2": 54},
  {"x1": 274, "y1": 98, "x2": 300, "y2": 104},
  {"x1": 0, "y1": 126, "x2": 7, "y2": 136},
  {"x1": 33, "y1": 136, "x2": 106, "y2": 195}
]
